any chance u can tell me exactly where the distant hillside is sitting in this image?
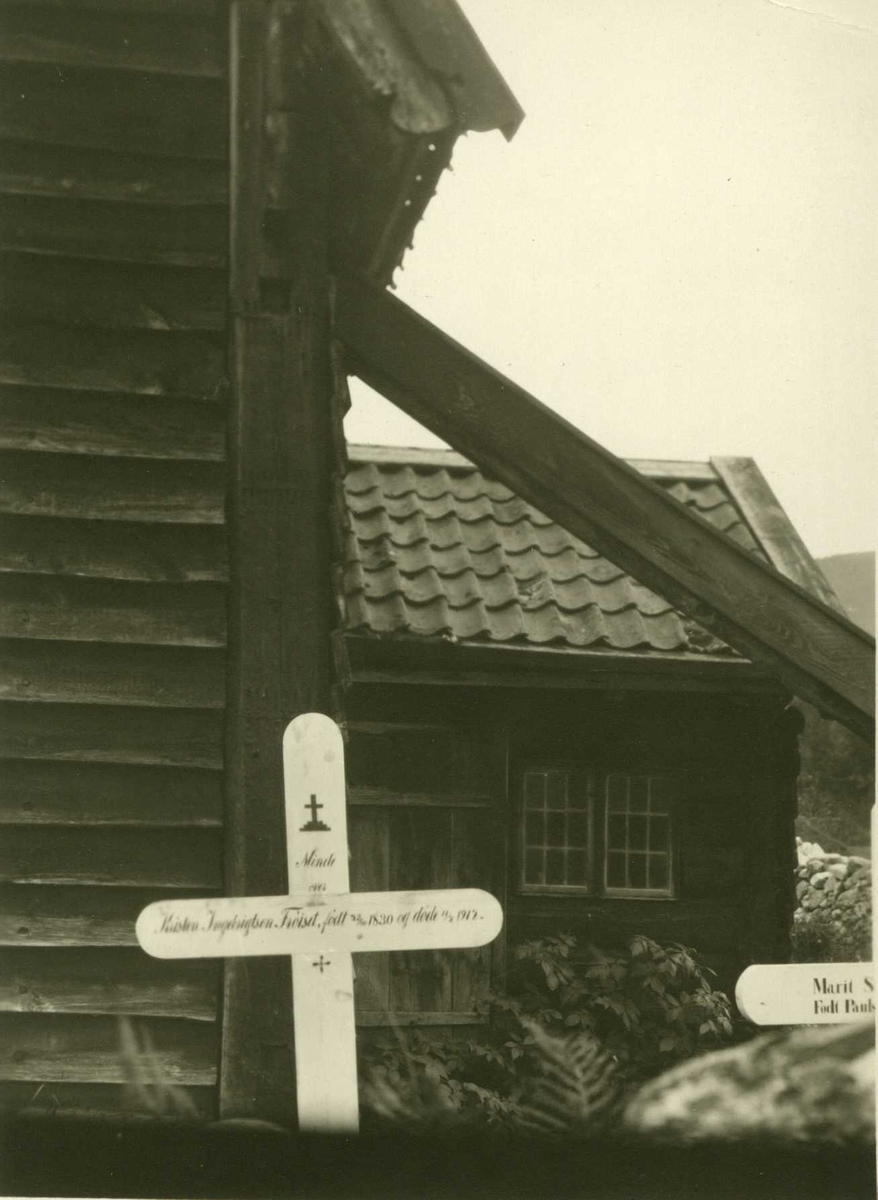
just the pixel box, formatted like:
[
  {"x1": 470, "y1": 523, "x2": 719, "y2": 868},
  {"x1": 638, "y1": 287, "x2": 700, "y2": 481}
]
[{"x1": 817, "y1": 551, "x2": 875, "y2": 635}]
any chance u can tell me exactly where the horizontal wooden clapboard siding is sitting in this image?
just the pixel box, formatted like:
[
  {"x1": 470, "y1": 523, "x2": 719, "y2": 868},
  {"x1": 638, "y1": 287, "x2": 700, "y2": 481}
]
[
  {"x1": 0, "y1": 640, "x2": 225, "y2": 708},
  {"x1": 0, "y1": 1014, "x2": 217, "y2": 1084},
  {"x1": 0, "y1": 1080, "x2": 217, "y2": 1120},
  {"x1": 0, "y1": 886, "x2": 217, "y2": 947},
  {"x1": 0, "y1": 253, "x2": 226, "y2": 331},
  {"x1": 1, "y1": 949, "x2": 219, "y2": 1020},
  {"x1": 0, "y1": 194, "x2": 227, "y2": 267},
  {"x1": 0, "y1": 4, "x2": 229, "y2": 1113},
  {"x1": 0, "y1": 515, "x2": 227, "y2": 582},
  {"x1": 0, "y1": 451, "x2": 224, "y2": 522},
  {"x1": 0, "y1": 323, "x2": 226, "y2": 397},
  {"x1": 0, "y1": 760, "x2": 223, "y2": 827},
  {"x1": 1, "y1": 827, "x2": 223, "y2": 888},
  {"x1": 0, "y1": 575, "x2": 226, "y2": 644},
  {"x1": 0, "y1": 4, "x2": 224, "y2": 78},
  {"x1": 0, "y1": 701, "x2": 223, "y2": 767},
  {"x1": 0, "y1": 140, "x2": 227, "y2": 207},
  {"x1": 0, "y1": 384, "x2": 225, "y2": 458},
  {"x1": 0, "y1": 63, "x2": 226, "y2": 158}
]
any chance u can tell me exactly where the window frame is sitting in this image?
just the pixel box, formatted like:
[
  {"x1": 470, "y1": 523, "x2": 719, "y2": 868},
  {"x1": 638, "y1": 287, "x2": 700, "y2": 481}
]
[
  {"x1": 518, "y1": 763, "x2": 596, "y2": 895},
  {"x1": 516, "y1": 762, "x2": 679, "y2": 901},
  {"x1": 602, "y1": 772, "x2": 677, "y2": 900}
]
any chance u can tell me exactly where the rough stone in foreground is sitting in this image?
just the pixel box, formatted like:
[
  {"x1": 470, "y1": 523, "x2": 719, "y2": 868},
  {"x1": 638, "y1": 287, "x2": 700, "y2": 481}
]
[{"x1": 623, "y1": 1023, "x2": 875, "y2": 1145}]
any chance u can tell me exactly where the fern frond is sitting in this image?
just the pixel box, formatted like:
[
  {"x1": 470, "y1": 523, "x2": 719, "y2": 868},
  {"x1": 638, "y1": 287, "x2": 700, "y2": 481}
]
[{"x1": 517, "y1": 1019, "x2": 622, "y2": 1137}]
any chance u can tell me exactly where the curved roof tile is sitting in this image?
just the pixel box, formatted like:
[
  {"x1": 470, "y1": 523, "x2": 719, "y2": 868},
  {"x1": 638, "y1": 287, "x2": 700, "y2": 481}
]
[{"x1": 341, "y1": 452, "x2": 776, "y2": 656}]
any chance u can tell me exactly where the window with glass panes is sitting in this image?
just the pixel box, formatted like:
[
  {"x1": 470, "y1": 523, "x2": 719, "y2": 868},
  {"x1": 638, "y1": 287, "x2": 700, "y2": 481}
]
[
  {"x1": 521, "y1": 768, "x2": 593, "y2": 892},
  {"x1": 604, "y1": 774, "x2": 675, "y2": 897}
]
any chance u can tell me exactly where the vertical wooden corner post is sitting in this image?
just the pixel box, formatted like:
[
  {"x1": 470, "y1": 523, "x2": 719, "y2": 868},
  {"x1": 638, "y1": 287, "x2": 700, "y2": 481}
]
[{"x1": 223, "y1": 0, "x2": 335, "y2": 1122}]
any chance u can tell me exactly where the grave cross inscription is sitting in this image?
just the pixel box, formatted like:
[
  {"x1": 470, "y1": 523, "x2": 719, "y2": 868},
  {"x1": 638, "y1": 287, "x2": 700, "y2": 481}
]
[
  {"x1": 136, "y1": 713, "x2": 503, "y2": 1131},
  {"x1": 736, "y1": 961, "x2": 874, "y2": 1025}
]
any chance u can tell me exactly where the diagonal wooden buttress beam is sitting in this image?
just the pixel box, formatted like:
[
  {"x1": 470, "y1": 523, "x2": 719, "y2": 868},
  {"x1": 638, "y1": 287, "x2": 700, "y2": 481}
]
[{"x1": 334, "y1": 272, "x2": 874, "y2": 742}]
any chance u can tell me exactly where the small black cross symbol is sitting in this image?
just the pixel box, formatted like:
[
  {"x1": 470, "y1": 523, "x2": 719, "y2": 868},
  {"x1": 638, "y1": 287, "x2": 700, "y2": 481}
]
[
  {"x1": 300, "y1": 793, "x2": 330, "y2": 833},
  {"x1": 313, "y1": 955, "x2": 330, "y2": 974}
]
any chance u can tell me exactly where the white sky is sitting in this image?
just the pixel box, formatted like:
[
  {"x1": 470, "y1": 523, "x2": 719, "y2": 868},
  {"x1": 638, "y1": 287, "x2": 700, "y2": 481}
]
[{"x1": 344, "y1": 0, "x2": 877, "y2": 560}]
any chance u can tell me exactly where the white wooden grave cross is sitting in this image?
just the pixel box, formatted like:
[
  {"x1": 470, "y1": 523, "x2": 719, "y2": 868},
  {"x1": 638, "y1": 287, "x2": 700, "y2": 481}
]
[
  {"x1": 136, "y1": 713, "x2": 503, "y2": 1132},
  {"x1": 736, "y1": 963, "x2": 874, "y2": 1026}
]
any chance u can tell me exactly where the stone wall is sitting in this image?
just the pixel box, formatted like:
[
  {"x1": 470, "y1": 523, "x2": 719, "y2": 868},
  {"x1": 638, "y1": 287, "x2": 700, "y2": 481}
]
[{"x1": 792, "y1": 838, "x2": 871, "y2": 962}]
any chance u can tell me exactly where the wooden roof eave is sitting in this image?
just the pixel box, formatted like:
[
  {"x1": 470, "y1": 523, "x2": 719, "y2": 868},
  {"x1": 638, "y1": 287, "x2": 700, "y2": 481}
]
[
  {"x1": 333, "y1": 272, "x2": 875, "y2": 742},
  {"x1": 313, "y1": 0, "x2": 523, "y2": 284},
  {"x1": 710, "y1": 457, "x2": 844, "y2": 614},
  {"x1": 314, "y1": 0, "x2": 523, "y2": 140},
  {"x1": 340, "y1": 632, "x2": 791, "y2": 698}
]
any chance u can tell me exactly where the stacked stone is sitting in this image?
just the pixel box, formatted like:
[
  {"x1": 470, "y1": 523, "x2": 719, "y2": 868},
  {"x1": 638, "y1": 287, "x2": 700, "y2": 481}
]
[{"x1": 793, "y1": 837, "x2": 871, "y2": 961}]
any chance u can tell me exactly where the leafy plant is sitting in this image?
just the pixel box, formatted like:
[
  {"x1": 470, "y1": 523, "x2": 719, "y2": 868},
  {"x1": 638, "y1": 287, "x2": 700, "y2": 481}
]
[
  {"x1": 360, "y1": 933, "x2": 734, "y2": 1131},
  {"x1": 492, "y1": 932, "x2": 734, "y2": 1084}
]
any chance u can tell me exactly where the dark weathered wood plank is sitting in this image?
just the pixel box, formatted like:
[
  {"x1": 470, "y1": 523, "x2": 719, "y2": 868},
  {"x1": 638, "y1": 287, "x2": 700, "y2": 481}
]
[
  {"x1": 227, "y1": 0, "x2": 264, "y2": 310},
  {"x1": 335, "y1": 274, "x2": 875, "y2": 740},
  {"x1": 0, "y1": 63, "x2": 226, "y2": 159},
  {"x1": 450, "y1": 809, "x2": 492, "y2": 1016},
  {"x1": 346, "y1": 722, "x2": 493, "y2": 796},
  {"x1": 0, "y1": 885, "x2": 215, "y2": 946},
  {"x1": 0, "y1": 513, "x2": 226, "y2": 582},
  {"x1": 0, "y1": 1, "x2": 218, "y2": 16},
  {"x1": 0, "y1": 451, "x2": 223, "y2": 522},
  {"x1": 0, "y1": 385, "x2": 224, "y2": 459},
  {"x1": 221, "y1": 0, "x2": 288, "y2": 1120},
  {"x1": 0, "y1": 194, "x2": 226, "y2": 268},
  {"x1": 221, "y1": 0, "x2": 335, "y2": 1125},
  {"x1": 0, "y1": 639, "x2": 225, "y2": 708},
  {"x1": 0, "y1": 700, "x2": 223, "y2": 767},
  {"x1": 510, "y1": 902, "x2": 743, "y2": 954},
  {"x1": 348, "y1": 787, "x2": 492, "y2": 808},
  {"x1": 0, "y1": 759, "x2": 223, "y2": 826},
  {"x1": 0, "y1": 322, "x2": 225, "y2": 399},
  {"x1": 0, "y1": 1079, "x2": 217, "y2": 1119},
  {"x1": 0, "y1": 1014, "x2": 217, "y2": 1084},
  {"x1": 0, "y1": 826, "x2": 222, "y2": 887},
  {"x1": 0, "y1": 575, "x2": 225, "y2": 646},
  {"x1": 0, "y1": 253, "x2": 225, "y2": 331},
  {"x1": 349, "y1": 810, "x2": 390, "y2": 1015},
  {"x1": 0, "y1": 140, "x2": 227, "y2": 207},
  {"x1": 388, "y1": 810, "x2": 453, "y2": 1016},
  {"x1": 0, "y1": 6, "x2": 223, "y2": 77},
  {"x1": 0, "y1": 948, "x2": 219, "y2": 1020}
]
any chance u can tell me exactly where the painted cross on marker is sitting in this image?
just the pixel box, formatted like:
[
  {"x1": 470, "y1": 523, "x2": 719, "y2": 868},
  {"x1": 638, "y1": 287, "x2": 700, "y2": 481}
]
[
  {"x1": 300, "y1": 793, "x2": 330, "y2": 832},
  {"x1": 135, "y1": 714, "x2": 504, "y2": 1133}
]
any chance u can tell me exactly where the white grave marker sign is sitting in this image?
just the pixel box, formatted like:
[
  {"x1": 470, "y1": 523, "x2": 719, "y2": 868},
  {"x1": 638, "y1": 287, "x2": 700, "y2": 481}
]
[
  {"x1": 736, "y1": 962, "x2": 874, "y2": 1025},
  {"x1": 136, "y1": 713, "x2": 503, "y2": 1132}
]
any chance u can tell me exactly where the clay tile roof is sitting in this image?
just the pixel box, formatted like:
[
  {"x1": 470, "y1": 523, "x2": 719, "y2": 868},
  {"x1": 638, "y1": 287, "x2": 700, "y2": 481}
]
[{"x1": 341, "y1": 446, "x2": 831, "y2": 659}]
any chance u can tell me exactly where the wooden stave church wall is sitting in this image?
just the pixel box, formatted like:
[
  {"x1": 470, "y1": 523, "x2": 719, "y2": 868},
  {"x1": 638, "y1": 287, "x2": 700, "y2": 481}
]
[
  {"x1": 345, "y1": 682, "x2": 797, "y2": 1011},
  {"x1": 0, "y1": 1, "x2": 229, "y2": 1117}
]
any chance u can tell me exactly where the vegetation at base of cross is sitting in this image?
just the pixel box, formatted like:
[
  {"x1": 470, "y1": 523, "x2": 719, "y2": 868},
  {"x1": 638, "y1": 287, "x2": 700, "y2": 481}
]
[{"x1": 359, "y1": 933, "x2": 733, "y2": 1132}]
